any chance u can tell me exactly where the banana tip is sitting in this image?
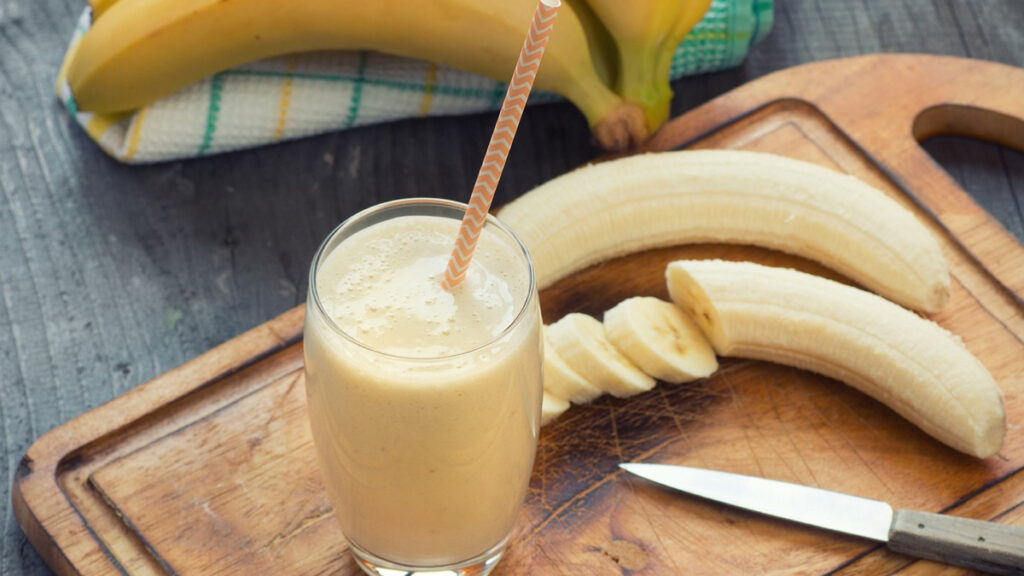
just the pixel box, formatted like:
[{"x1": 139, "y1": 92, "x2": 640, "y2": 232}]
[
  {"x1": 592, "y1": 103, "x2": 649, "y2": 152},
  {"x1": 926, "y1": 281, "x2": 951, "y2": 314}
]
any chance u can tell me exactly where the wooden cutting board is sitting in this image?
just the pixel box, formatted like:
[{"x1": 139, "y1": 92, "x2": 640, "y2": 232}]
[{"x1": 13, "y1": 54, "x2": 1024, "y2": 576}]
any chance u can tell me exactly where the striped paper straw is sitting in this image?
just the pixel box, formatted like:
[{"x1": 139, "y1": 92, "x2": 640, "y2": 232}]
[{"x1": 442, "y1": 0, "x2": 561, "y2": 290}]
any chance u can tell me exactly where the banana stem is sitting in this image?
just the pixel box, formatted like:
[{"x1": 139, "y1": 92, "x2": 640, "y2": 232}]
[{"x1": 615, "y1": 39, "x2": 672, "y2": 133}]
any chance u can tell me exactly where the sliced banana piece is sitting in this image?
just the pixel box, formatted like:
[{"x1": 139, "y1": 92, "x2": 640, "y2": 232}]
[
  {"x1": 547, "y1": 313, "x2": 656, "y2": 398},
  {"x1": 499, "y1": 150, "x2": 950, "y2": 313},
  {"x1": 542, "y1": 328, "x2": 603, "y2": 404},
  {"x1": 541, "y1": 391, "x2": 571, "y2": 426},
  {"x1": 604, "y1": 296, "x2": 718, "y2": 384},
  {"x1": 666, "y1": 259, "x2": 1005, "y2": 458}
]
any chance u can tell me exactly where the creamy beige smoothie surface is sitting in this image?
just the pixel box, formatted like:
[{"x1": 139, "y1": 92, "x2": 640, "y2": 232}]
[
  {"x1": 316, "y1": 215, "x2": 527, "y2": 357},
  {"x1": 305, "y1": 214, "x2": 542, "y2": 566}
]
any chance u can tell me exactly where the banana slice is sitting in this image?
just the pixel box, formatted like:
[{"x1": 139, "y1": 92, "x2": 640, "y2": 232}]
[
  {"x1": 499, "y1": 150, "x2": 950, "y2": 313},
  {"x1": 547, "y1": 313, "x2": 656, "y2": 398},
  {"x1": 666, "y1": 259, "x2": 1005, "y2": 458},
  {"x1": 541, "y1": 390, "x2": 571, "y2": 426},
  {"x1": 604, "y1": 296, "x2": 718, "y2": 384},
  {"x1": 543, "y1": 328, "x2": 603, "y2": 404}
]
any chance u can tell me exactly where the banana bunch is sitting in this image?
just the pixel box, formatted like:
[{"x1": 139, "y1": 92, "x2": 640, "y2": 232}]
[
  {"x1": 64, "y1": 0, "x2": 712, "y2": 150},
  {"x1": 540, "y1": 297, "x2": 718, "y2": 425},
  {"x1": 666, "y1": 260, "x2": 1006, "y2": 458},
  {"x1": 498, "y1": 150, "x2": 950, "y2": 313}
]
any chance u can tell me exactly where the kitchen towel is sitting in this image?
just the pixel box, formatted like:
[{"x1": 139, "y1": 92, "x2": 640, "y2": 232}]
[{"x1": 57, "y1": 0, "x2": 773, "y2": 163}]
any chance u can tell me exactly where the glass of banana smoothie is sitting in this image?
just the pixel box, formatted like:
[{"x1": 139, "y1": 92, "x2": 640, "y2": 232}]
[{"x1": 303, "y1": 198, "x2": 543, "y2": 576}]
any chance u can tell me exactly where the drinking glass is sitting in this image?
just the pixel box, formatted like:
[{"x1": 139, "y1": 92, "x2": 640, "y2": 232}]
[{"x1": 304, "y1": 198, "x2": 543, "y2": 576}]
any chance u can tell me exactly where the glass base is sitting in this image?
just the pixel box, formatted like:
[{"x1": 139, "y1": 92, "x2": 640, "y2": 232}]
[{"x1": 349, "y1": 537, "x2": 508, "y2": 576}]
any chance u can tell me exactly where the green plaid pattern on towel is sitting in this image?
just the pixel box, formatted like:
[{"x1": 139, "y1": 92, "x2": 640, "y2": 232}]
[{"x1": 58, "y1": 0, "x2": 773, "y2": 163}]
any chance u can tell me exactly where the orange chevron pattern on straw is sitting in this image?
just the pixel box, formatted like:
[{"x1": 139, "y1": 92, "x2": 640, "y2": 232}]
[{"x1": 442, "y1": 0, "x2": 561, "y2": 290}]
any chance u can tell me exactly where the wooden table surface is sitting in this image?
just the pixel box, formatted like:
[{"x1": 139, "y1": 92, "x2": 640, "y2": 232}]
[{"x1": 1, "y1": 1, "x2": 1022, "y2": 574}]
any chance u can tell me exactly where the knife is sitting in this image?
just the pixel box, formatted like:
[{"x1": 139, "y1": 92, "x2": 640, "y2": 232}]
[{"x1": 619, "y1": 463, "x2": 1024, "y2": 575}]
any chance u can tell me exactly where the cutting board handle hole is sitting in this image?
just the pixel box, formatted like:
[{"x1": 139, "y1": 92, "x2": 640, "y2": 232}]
[
  {"x1": 919, "y1": 134, "x2": 1024, "y2": 242},
  {"x1": 914, "y1": 105, "x2": 1024, "y2": 153}
]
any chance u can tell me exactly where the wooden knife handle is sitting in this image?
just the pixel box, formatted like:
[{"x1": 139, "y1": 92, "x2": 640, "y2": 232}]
[{"x1": 889, "y1": 509, "x2": 1024, "y2": 575}]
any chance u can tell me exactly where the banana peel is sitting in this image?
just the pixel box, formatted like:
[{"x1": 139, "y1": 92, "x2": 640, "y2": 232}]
[{"x1": 65, "y1": 0, "x2": 648, "y2": 150}]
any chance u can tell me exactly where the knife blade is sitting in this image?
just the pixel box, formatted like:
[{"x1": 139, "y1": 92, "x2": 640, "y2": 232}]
[{"x1": 620, "y1": 463, "x2": 1024, "y2": 575}]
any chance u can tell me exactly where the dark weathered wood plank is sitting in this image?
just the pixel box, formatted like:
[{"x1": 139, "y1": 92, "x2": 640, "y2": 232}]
[
  {"x1": 2, "y1": 0, "x2": 1023, "y2": 574},
  {"x1": 923, "y1": 138, "x2": 1024, "y2": 242}
]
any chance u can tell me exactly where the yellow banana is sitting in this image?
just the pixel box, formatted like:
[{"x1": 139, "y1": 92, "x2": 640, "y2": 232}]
[
  {"x1": 653, "y1": 0, "x2": 713, "y2": 114},
  {"x1": 88, "y1": 0, "x2": 119, "y2": 20},
  {"x1": 67, "y1": 0, "x2": 648, "y2": 150},
  {"x1": 563, "y1": 0, "x2": 617, "y2": 88},
  {"x1": 581, "y1": 0, "x2": 711, "y2": 131}
]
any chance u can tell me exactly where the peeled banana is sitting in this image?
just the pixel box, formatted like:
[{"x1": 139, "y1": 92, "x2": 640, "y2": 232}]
[
  {"x1": 547, "y1": 313, "x2": 656, "y2": 398},
  {"x1": 666, "y1": 259, "x2": 1005, "y2": 458},
  {"x1": 499, "y1": 150, "x2": 950, "y2": 313},
  {"x1": 67, "y1": 0, "x2": 648, "y2": 150},
  {"x1": 604, "y1": 296, "x2": 717, "y2": 384}
]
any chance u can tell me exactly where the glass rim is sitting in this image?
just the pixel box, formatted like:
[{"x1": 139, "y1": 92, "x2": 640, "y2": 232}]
[{"x1": 307, "y1": 197, "x2": 538, "y2": 362}]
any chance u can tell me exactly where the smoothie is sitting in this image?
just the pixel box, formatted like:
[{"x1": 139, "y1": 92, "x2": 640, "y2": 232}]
[{"x1": 304, "y1": 201, "x2": 542, "y2": 570}]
